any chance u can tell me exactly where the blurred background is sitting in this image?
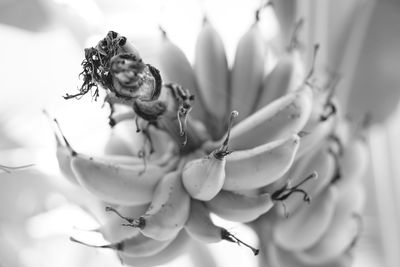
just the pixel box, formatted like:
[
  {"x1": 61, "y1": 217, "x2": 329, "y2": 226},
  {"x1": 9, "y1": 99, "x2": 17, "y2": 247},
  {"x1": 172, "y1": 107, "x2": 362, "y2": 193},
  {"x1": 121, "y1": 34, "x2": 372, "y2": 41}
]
[{"x1": 0, "y1": 0, "x2": 399, "y2": 266}]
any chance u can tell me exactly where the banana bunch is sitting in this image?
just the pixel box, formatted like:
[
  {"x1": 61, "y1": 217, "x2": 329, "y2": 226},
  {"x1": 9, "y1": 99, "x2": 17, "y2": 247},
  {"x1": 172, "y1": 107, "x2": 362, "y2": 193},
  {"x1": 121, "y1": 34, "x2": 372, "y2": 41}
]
[
  {"x1": 53, "y1": 4, "x2": 369, "y2": 267},
  {"x1": 254, "y1": 119, "x2": 368, "y2": 267}
]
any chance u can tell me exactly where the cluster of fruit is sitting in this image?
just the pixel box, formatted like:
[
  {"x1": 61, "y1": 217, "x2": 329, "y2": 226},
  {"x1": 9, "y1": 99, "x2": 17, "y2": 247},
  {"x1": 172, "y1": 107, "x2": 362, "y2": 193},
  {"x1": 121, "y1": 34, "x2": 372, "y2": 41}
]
[{"x1": 53, "y1": 5, "x2": 368, "y2": 267}]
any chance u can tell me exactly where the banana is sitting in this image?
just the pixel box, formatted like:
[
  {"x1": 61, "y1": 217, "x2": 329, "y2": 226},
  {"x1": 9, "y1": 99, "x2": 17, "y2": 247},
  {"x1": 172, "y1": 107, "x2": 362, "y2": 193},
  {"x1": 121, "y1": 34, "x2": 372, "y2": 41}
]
[
  {"x1": 208, "y1": 170, "x2": 317, "y2": 223},
  {"x1": 230, "y1": 17, "x2": 266, "y2": 122},
  {"x1": 255, "y1": 49, "x2": 305, "y2": 110},
  {"x1": 70, "y1": 231, "x2": 176, "y2": 258},
  {"x1": 182, "y1": 111, "x2": 238, "y2": 200},
  {"x1": 185, "y1": 200, "x2": 224, "y2": 243},
  {"x1": 225, "y1": 84, "x2": 313, "y2": 150},
  {"x1": 182, "y1": 150, "x2": 226, "y2": 201},
  {"x1": 273, "y1": 145, "x2": 336, "y2": 217},
  {"x1": 273, "y1": 185, "x2": 338, "y2": 251},
  {"x1": 205, "y1": 190, "x2": 274, "y2": 223},
  {"x1": 107, "y1": 171, "x2": 191, "y2": 241},
  {"x1": 156, "y1": 30, "x2": 206, "y2": 122},
  {"x1": 222, "y1": 135, "x2": 300, "y2": 191},
  {"x1": 194, "y1": 17, "x2": 230, "y2": 138},
  {"x1": 44, "y1": 111, "x2": 79, "y2": 185},
  {"x1": 184, "y1": 200, "x2": 259, "y2": 255},
  {"x1": 295, "y1": 182, "x2": 365, "y2": 265},
  {"x1": 70, "y1": 152, "x2": 178, "y2": 206},
  {"x1": 119, "y1": 229, "x2": 190, "y2": 267}
]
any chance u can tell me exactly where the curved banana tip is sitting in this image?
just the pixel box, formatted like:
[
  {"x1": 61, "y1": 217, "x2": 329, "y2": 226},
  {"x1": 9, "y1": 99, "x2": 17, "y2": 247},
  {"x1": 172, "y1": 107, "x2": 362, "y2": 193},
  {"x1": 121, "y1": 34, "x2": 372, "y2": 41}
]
[
  {"x1": 221, "y1": 229, "x2": 260, "y2": 256},
  {"x1": 43, "y1": 110, "x2": 77, "y2": 155}
]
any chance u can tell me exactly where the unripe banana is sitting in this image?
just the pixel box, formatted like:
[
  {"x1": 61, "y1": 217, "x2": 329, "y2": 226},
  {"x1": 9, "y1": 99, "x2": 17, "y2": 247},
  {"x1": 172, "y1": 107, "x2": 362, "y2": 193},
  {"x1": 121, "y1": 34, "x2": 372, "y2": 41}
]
[
  {"x1": 223, "y1": 135, "x2": 300, "y2": 191},
  {"x1": 273, "y1": 185, "x2": 338, "y2": 251},
  {"x1": 205, "y1": 190, "x2": 275, "y2": 223},
  {"x1": 157, "y1": 31, "x2": 206, "y2": 121},
  {"x1": 185, "y1": 200, "x2": 224, "y2": 243},
  {"x1": 227, "y1": 84, "x2": 313, "y2": 150},
  {"x1": 194, "y1": 18, "x2": 230, "y2": 138},
  {"x1": 119, "y1": 229, "x2": 190, "y2": 267},
  {"x1": 296, "y1": 183, "x2": 365, "y2": 265},
  {"x1": 108, "y1": 171, "x2": 191, "y2": 241},
  {"x1": 182, "y1": 111, "x2": 238, "y2": 200},
  {"x1": 185, "y1": 200, "x2": 259, "y2": 255},
  {"x1": 70, "y1": 153, "x2": 178, "y2": 206},
  {"x1": 182, "y1": 152, "x2": 226, "y2": 201},
  {"x1": 230, "y1": 18, "x2": 266, "y2": 122},
  {"x1": 256, "y1": 49, "x2": 305, "y2": 110},
  {"x1": 208, "y1": 170, "x2": 317, "y2": 223}
]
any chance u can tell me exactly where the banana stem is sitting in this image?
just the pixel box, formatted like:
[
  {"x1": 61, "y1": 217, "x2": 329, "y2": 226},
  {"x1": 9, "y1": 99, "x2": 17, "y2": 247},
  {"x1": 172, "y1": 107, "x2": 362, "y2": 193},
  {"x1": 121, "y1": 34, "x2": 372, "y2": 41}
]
[
  {"x1": 70, "y1": 237, "x2": 122, "y2": 251},
  {"x1": 272, "y1": 171, "x2": 317, "y2": 204},
  {"x1": 105, "y1": 206, "x2": 145, "y2": 229},
  {"x1": 214, "y1": 110, "x2": 238, "y2": 159},
  {"x1": 221, "y1": 229, "x2": 259, "y2": 256}
]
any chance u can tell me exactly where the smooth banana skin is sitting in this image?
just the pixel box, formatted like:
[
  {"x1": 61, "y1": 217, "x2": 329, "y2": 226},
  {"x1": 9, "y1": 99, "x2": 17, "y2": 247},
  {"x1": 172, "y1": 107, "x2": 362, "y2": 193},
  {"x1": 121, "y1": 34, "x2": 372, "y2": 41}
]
[
  {"x1": 194, "y1": 18, "x2": 230, "y2": 138},
  {"x1": 226, "y1": 85, "x2": 313, "y2": 150},
  {"x1": 273, "y1": 185, "x2": 339, "y2": 251},
  {"x1": 295, "y1": 182, "x2": 365, "y2": 265},
  {"x1": 255, "y1": 50, "x2": 305, "y2": 110},
  {"x1": 185, "y1": 200, "x2": 259, "y2": 255},
  {"x1": 230, "y1": 19, "x2": 266, "y2": 122},
  {"x1": 156, "y1": 31, "x2": 206, "y2": 122},
  {"x1": 70, "y1": 153, "x2": 178, "y2": 206},
  {"x1": 222, "y1": 135, "x2": 300, "y2": 191},
  {"x1": 182, "y1": 151, "x2": 226, "y2": 201},
  {"x1": 205, "y1": 190, "x2": 275, "y2": 223},
  {"x1": 185, "y1": 200, "x2": 225, "y2": 243},
  {"x1": 274, "y1": 145, "x2": 336, "y2": 217},
  {"x1": 119, "y1": 229, "x2": 190, "y2": 267},
  {"x1": 124, "y1": 171, "x2": 191, "y2": 241}
]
